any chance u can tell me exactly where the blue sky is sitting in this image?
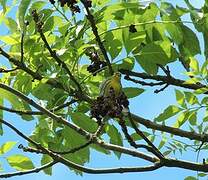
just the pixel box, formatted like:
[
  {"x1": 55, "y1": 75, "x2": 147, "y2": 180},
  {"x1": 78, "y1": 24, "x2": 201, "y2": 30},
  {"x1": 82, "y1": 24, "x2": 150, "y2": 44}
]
[{"x1": 0, "y1": 0, "x2": 206, "y2": 180}]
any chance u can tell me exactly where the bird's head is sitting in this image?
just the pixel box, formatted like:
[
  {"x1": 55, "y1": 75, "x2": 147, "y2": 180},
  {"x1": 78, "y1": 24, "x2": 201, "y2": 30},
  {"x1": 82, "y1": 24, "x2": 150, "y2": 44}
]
[{"x1": 113, "y1": 72, "x2": 121, "y2": 81}]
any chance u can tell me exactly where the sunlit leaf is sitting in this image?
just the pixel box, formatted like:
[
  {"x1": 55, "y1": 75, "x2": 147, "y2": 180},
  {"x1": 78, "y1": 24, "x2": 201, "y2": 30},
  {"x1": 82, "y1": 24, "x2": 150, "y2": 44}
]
[
  {"x1": 0, "y1": 141, "x2": 16, "y2": 155},
  {"x1": 7, "y1": 154, "x2": 34, "y2": 171},
  {"x1": 155, "y1": 105, "x2": 182, "y2": 122}
]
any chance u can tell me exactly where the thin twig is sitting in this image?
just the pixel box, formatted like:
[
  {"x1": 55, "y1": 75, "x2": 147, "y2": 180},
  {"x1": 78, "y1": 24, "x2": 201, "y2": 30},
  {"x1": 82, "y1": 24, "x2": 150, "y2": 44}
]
[
  {"x1": 124, "y1": 75, "x2": 166, "y2": 86},
  {"x1": 154, "y1": 83, "x2": 169, "y2": 93},
  {"x1": 50, "y1": 141, "x2": 91, "y2": 155},
  {"x1": 52, "y1": 4, "x2": 69, "y2": 22},
  {"x1": 20, "y1": 32, "x2": 24, "y2": 64},
  {"x1": 157, "y1": 64, "x2": 171, "y2": 77},
  {"x1": 120, "y1": 69, "x2": 206, "y2": 91}
]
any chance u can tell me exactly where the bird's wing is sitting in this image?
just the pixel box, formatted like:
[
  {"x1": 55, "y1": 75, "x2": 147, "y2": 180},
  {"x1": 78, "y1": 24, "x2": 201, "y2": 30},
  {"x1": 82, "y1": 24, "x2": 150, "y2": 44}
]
[{"x1": 99, "y1": 76, "x2": 111, "y2": 96}]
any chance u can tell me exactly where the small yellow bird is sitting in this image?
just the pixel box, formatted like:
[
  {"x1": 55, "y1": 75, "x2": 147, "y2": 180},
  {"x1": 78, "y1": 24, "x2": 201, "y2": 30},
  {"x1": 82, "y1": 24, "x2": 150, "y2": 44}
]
[{"x1": 99, "y1": 72, "x2": 122, "y2": 97}]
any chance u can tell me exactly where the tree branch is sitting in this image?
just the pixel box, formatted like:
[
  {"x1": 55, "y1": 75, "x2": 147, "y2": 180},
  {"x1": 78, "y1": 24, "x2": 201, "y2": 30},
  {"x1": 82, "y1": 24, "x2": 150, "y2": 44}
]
[
  {"x1": 118, "y1": 117, "x2": 158, "y2": 156},
  {"x1": 2, "y1": 117, "x2": 208, "y2": 173},
  {"x1": 128, "y1": 113, "x2": 164, "y2": 159},
  {"x1": 0, "y1": 117, "x2": 160, "y2": 173},
  {"x1": 131, "y1": 113, "x2": 208, "y2": 142},
  {"x1": 0, "y1": 83, "x2": 157, "y2": 162},
  {"x1": 96, "y1": 140, "x2": 158, "y2": 163}
]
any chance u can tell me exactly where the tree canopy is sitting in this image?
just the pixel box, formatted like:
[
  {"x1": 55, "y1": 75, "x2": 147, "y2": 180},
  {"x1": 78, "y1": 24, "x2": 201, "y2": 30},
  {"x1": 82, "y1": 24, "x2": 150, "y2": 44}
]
[{"x1": 0, "y1": 0, "x2": 208, "y2": 179}]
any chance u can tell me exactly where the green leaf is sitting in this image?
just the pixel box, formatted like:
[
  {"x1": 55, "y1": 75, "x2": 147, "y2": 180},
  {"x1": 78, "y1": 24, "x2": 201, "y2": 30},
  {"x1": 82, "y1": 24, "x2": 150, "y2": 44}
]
[
  {"x1": 29, "y1": 1, "x2": 46, "y2": 11},
  {"x1": 203, "y1": 115, "x2": 208, "y2": 122},
  {"x1": 134, "y1": 40, "x2": 178, "y2": 74},
  {"x1": 14, "y1": 72, "x2": 32, "y2": 95},
  {"x1": 158, "y1": 139, "x2": 166, "y2": 149},
  {"x1": 189, "y1": 57, "x2": 199, "y2": 72},
  {"x1": 106, "y1": 124, "x2": 123, "y2": 158},
  {"x1": 175, "y1": 90, "x2": 185, "y2": 107},
  {"x1": 61, "y1": 128, "x2": 90, "y2": 170},
  {"x1": 41, "y1": 155, "x2": 53, "y2": 175},
  {"x1": 184, "y1": 176, "x2": 197, "y2": 180},
  {"x1": 123, "y1": 87, "x2": 144, "y2": 99},
  {"x1": 119, "y1": 57, "x2": 135, "y2": 70},
  {"x1": 7, "y1": 154, "x2": 34, "y2": 171},
  {"x1": 93, "y1": 0, "x2": 110, "y2": 7},
  {"x1": 164, "y1": 23, "x2": 183, "y2": 45},
  {"x1": 17, "y1": 0, "x2": 32, "y2": 30},
  {"x1": 0, "y1": 98, "x2": 3, "y2": 135},
  {"x1": 32, "y1": 83, "x2": 53, "y2": 100},
  {"x1": 160, "y1": 2, "x2": 184, "y2": 44},
  {"x1": 139, "y1": 3, "x2": 159, "y2": 22},
  {"x1": 179, "y1": 25, "x2": 200, "y2": 57},
  {"x1": 174, "y1": 111, "x2": 190, "y2": 128},
  {"x1": 90, "y1": 144, "x2": 111, "y2": 155},
  {"x1": 104, "y1": 31, "x2": 122, "y2": 59},
  {"x1": 96, "y1": 2, "x2": 143, "y2": 22},
  {"x1": 123, "y1": 30, "x2": 146, "y2": 55},
  {"x1": 198, "y1": 173, "x2": 207, "y2": 177},
  {"x1": 0, "y1": 0, "x2": 7, "y2": 13},
  {"x1": 184, "y1": 91, "x2": 199, "y2": 105},
  {"x1": 194, "y1": 87, "x2": 208, "y2": 94},
  {"x1": 71, "y1": 112, "x2": 98, "y2": 133},
  {"x1": 155, "y1": 105, "x2": 182, "y2": 122},
  {"x1": 43, "y1": 16, "x2": 54, "y2": 32},
  {"x1": 3, "y1": 17, "x2": 18, "y2": 33},
  {"x1": 0, "y1": 34, "x2": 20, "y2": 45},
  {"x1": 0, "y1": 141, "x2": 16, "y2": 155},
  {"x1": 0, "y1": 89, "x2": 23, "y2": 110},
  {"x1": 188, "y1": 111, "x2": 197, "y2": 126},
  {"x1": 163, "y1": 150, "x2": 172, "y2": 156},
  {"x1": 131, "y1": 131, "x2": 150, "y2": 141}
]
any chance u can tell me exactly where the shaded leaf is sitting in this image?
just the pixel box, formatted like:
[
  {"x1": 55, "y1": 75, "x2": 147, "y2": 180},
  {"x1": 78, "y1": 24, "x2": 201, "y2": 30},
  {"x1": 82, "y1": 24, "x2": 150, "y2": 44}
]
[
  {"x1": 71, "y1": 112, "x2": 98, "y2": 133},
  {"x1": 184, "y1": 176, "x2": 197, "y2": 180},
  {"x1": 106, "y1": 124, "x2": 123, "y2": 158},
  {"x1": 41, "y1": 155, "x2": 53, "y2": 175},
  {"x1": 155, "y1": 105, "x2": 182, "y2": 122},
  {"x1": 123, "y1": 87, "x2": 144, "y2": 99}
]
